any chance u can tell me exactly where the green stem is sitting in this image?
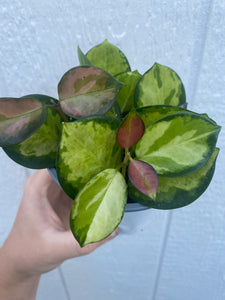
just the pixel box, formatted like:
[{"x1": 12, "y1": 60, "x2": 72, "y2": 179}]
[{"x1": 122, "y1": 148, "x2": 130, "y2": 178}]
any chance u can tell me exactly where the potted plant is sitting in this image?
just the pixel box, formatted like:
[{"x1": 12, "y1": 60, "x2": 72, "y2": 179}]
[{"x1": 0, "y1": 40, "x2": 221, "y2": 247}]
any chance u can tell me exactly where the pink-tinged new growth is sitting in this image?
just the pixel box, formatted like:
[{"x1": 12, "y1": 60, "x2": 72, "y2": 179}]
[
  {"x1": 58, "y1": 66, "x2": 122, "y2": 118},
  {"x1": 117, "y1": 112, "x2": 144, "y2": 148},
  {"x1": 4, "y1": 117, "x2": 31, "y2": 136},
  {"x1": 0, "y1": 97, "x2": 42, "y2": 117},
  {"x1": 0, "y1": 97, "x2": 46, "y2": 146},
  {"x1": 128, "y1": 159, "x2": 158, "y2": 199}
]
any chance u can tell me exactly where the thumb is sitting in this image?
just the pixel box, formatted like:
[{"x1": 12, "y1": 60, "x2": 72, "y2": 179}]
[{"x1": 54, "y1": 228, "x2": 119, "y2": 261}]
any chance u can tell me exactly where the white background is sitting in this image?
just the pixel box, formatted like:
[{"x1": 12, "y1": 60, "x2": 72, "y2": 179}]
[{"x1": 0, "y1": 1, "x2": 225, "y2": 299}]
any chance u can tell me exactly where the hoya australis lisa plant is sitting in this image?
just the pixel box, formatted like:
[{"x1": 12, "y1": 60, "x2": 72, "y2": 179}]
[{"x1": 0, "y1": 40, "x2": 221, "y2": 247}]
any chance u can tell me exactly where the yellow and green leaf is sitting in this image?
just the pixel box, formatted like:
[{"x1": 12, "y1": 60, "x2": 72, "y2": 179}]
[
  {"x1": 136, "y1": 105, "x2": 218, "y2": 128},
  {"x1": 56, "y1": 115, "x2": 123, "y2": 198},
  {"x1": 3, "y1": 95, "x2": 62, "y2": 169},
  {"x1": 135, "y1": 63, "x2": 186, "y2": 107},
  {"x1": 136, "y1": 105, "x2": 188, "y2": 127},
  {"x1": 70, "y1": 168, "x2": 127, "y2": 247},
  {"x1": 135, "y1": 112, "x2": 220, "y2": 177},
  {"x1": 128, "y1": 148, "x2": 219, "y2": 209},
  {"x1": 86, "y1": 39, "x2": 131, "y2": 76}
]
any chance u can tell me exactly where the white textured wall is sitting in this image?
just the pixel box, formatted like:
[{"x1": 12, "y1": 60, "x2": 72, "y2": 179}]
[{"x1": 0, "y1": 1, "x2": 225, "y2": 299}]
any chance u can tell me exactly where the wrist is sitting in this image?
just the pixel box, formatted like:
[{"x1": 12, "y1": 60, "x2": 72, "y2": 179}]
[{"x1": 0, "y1": 244, "x2": 40, "y2": 300}]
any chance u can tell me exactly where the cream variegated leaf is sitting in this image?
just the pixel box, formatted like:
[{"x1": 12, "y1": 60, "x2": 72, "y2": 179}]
[
  {"x1": 135, "y1": 63, "x2": 186, "y2": 107},
  {"x1": 70, "y1": 168, "x2": 127, "y2": 247},
  {"x1": 135, "y1": 112, "x2": 220, "y2": 177},
  {"x1": 56, "y1": 115, "x2": 122, "y2": 198},
  {"x1": 129, "y1": 148, "x2": 219, "y2": 209}
]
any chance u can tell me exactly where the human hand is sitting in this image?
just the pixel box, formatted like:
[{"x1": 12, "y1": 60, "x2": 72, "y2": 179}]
[{"x1": 0, "y1": 169, "x2": 118, "y2": 299}]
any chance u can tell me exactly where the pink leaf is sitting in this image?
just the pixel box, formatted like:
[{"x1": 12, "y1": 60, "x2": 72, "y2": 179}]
[
  {"x1": 128, "y1": 159, "x2": 158, "y2": 199},
  {"x1": 0, "y1": 97, "x2": 47, "y2": 146},
  {"x1": 58, "y1": 66, "x2": 122, "y2": 118},
  {"x1": 117, "y1": 112, "x2": 144, "y2": 148}
]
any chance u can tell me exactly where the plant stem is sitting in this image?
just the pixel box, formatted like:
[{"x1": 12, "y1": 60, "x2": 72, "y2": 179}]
[
  {"x1": 48, "y1": 100, "x2": 69, "y2": 122},
  {"x1": 122, "y1": 148, "x2": 130, "y2": 178}
]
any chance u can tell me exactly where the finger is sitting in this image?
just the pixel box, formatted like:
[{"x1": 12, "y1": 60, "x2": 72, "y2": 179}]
[{"x1": 54, "y1": 228, "x2": 119, "y2": 260}]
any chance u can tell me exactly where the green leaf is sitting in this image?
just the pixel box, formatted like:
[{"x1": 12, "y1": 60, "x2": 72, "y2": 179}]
[
  {"x1": 77, "y1": 45, "x2": 92, "y2": 66},
  {"x1": 136, "y1": 105, "x2": 219, "y2": 128},
  {"x1": 136, "y1": 105, "x2": 188, "y2": 128},
  {"x1": 58, "y1": 66, "x2": 123, "y2": 118},
  {"x1": 0, "y1": 97, "x2": 47, "y2": 146},
  {"x1": 106, "y1": 101, "x2": 122, "y2": 119},
  {"x1": 70, "y1": 168, "x2": 127, "y2": 247},
  {"x1": 129, "y1": 148, "x2": 219, "y2": 209},
  {"x1": 135, "y1": 63, "x2": 186, "y2": 107},
  {"x1": 128, "y1": 160, "x2": 158, "y2": 200},
  {"x1": 117, "y1": 111, "x2": 144, "y2": 148},
  {"x1": 3, "y1": 95, "x2": 62, "y2": 169},
  {"x1": 135, "y1": 112, "x2": 220, "y2": 177},
  {"x1": 115, "y1": 70, "x2": 142, "y2": 113},
  {"x1": 86, "y1": 39, "x2": 131, "y2": 76},
  {"x1": 56, "y1": 115, "x2": 123, "y2": 198}
]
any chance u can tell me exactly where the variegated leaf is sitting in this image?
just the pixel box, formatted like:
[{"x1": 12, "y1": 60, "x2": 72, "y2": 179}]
[
  {"x1": 135, "y1": 112, "x2": 220, "y2": 177},
  {"x1": 0, "y1": 97, "x2": 47, "y2": 146},
  {"x1": 135, "y1": 63, "x2": 186, "y2": 107},
  {"x1": 70, "y1": 168, "x2": 127, "y2": 247},
  {"x1": 128, "y1": 148, "x2": 219, "y2": 209},
  {"x1": 86, "y1": 39, "x2": 131, "y2": 76},
  {"x1": 58, "y1": 66, "x2": 123, "y2": 118},
  {"x1": 56, "y1": 115, "x2": 123, "y2": 198},
  {"x1": 136, "y1": 105, "x2": 218, "y2": 128},
  {"x1": 136, "y1": 105, "x2": 188, "y2": 127},
  {"x1": 3, "y1": 95, "x2": 62, "y2": 169}
]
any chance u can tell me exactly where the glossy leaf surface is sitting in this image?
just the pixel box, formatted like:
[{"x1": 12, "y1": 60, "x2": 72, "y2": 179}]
[
  {"x1": 86, "y1": 39, "x2": 131, "y2": 76},
  {"x1": 117, "y1": 111, "x2": 144, "y2": 148},
  {"x1": 135, "y1": 112, "x2": 220, "y2": 177},
  {"x1": 128, "y1": 160, "x2": 158, "y2": 199},
  {"x1": 115, "y1": 70, "x2": 142, "y2": 113},
  {"x1": 3, "y1": 95, "x2": 62, "y2": 168},
  {"x1": 70, "y1": 168, "x2": 127, "y2": 247},
  {"x1": 58, "y1": 66, "x2": 123, "y2": 118},
  {"x1": 0, "y1": 97, "x2": 47, "y2": 146},
  {"x1": 57, "y1": 115, "x2": 122, "y2": 198},
  {"x1": 129, "y1": 148, "x2": 219, "y2": 209},
  {"x1": 135, "y1": 63, "x2": 186, "y2": 107}
]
